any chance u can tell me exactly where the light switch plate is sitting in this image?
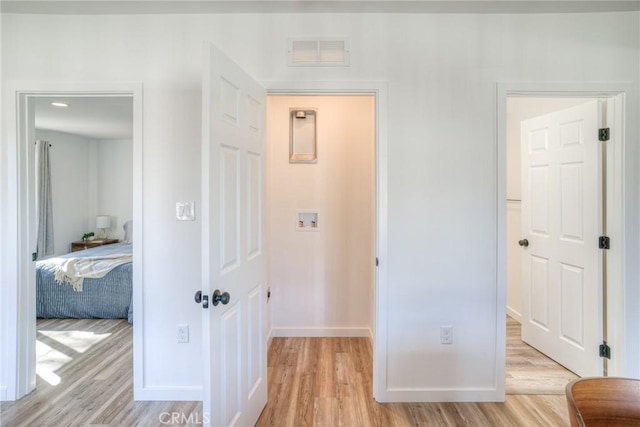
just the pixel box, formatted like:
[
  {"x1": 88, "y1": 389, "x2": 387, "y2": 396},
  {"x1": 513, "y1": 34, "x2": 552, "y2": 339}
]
[{"x1": 176, "y1": 201, "x2": 195, "y2": 221}]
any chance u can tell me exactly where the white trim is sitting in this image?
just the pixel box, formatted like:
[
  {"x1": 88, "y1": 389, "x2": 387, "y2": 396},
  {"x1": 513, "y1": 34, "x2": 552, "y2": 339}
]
[
  {"x1": 381, "y1": 388, "x2": 506, "y2": 403},
  {"x1": 265, "y1": 80, "x2": 388, "y2": 402},
  {"x1": 506, "y1": 307, "x2": 521, "y2": 323},
  {"x1": 495, "y1": 81, "x2": 507, "y2": 402},
  {"x1": 137, "y1": 386, "x2": 202, "y2": 402},
  {"x1": 0, "y1": 12, "x2": 4, "y2": 399},
  {"x1": 271, "y1": 327, "x2": 372, "y2": 338},
  {"x1": 1, "y1": 81, "x2": 144, "y2": 401},
  {"x1": 496, "y1": 82, "x2": 636, "y2": 381},
  {"x1": 130, "y1": 85, "x2": 146, "y2": 400},
  {"x1": 605, "y1": 94, "x2": 627, "y2": 377}
]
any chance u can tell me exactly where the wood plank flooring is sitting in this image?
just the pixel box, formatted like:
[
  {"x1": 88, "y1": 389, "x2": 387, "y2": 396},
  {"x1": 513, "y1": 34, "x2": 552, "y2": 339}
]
[
  {"x1": 1, "y1": 318, "x2": 572, "y2": 426},
  {"x1": 0, "y1": 319, "x2": 203, "y2": 427},
  {"x1": 506, "y1": 316, "x2": 578, "y2": 395},
  {"x1": 256, "y1": 336, "x2": 569, "y2": 427}
]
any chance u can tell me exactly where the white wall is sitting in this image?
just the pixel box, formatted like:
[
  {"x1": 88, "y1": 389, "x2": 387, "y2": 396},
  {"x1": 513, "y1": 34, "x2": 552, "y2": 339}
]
[
  {"x1": 267, "y1": 96, "x2": 374, "y2": 337},
  {"x1": 505, "y1": 98, "x2": 593, "y2": 321},
  {"x1": 33, "y1": 130, "x2": 133, "y2": 254},
  {"x1": 1, "y1": 11, "x2": 638, "y2": 401},
  {"x1": 93, "y1": 138, "x2": 133, "y2": 241}
]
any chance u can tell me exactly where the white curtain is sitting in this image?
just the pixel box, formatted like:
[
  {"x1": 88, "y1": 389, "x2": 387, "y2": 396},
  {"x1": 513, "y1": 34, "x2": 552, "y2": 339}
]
[{"x1": 36, "y1": 140, "x2": 54, "y2": 259}]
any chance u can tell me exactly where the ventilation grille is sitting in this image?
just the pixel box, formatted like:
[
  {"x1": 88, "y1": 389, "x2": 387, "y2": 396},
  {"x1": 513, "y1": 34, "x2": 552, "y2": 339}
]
[{"x1": 288, "y1": 38, "x2": 350, "y2": 67}]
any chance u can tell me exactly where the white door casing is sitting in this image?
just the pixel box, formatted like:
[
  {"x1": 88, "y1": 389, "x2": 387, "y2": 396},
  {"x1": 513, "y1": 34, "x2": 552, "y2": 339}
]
[
  {"x1": 2, "y1": 84, "x2": 143, "y2": 402},
  {"x1": 201, "y1": 43, "x2": 268, "y2": 426},
  {"x1": 520, "y1": 100, "x2": 602, "y2": 377}
]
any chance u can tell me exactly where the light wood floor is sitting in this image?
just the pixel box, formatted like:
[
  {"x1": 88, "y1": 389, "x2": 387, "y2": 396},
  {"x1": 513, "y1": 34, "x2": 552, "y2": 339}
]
[
  {"x1": 0, "y1": 318, "x2": 572, "y2": 426},
  {"x1": 506, "y1": 316, "x2": 578, "y2": 395},
  {"x1": 256, "y1": 336, "x2": 569, "y2": 426},
  {"x1": 0, "y1": 319, "x2": 202, "y2": 427}
]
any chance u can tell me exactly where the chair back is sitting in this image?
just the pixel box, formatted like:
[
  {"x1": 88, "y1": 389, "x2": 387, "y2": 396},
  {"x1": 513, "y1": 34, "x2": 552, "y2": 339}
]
[{"x1": 566, "y1": 377, "x2": 640, "y2": 426}]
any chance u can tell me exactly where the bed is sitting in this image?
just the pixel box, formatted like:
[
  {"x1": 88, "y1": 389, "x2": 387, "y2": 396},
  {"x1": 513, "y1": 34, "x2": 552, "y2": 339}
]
[{"x1": 36, "y1": 242, "x2": 133, "y2": 323}]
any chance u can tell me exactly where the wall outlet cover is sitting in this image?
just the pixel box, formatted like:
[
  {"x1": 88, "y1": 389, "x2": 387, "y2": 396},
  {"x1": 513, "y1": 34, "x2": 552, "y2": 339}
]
[
  {"x1": 177, "y1": 324, "x2": 189, "y2": 343},
  {"x1": 176, "y1": 201, "x2": 195, "y2": 221}
]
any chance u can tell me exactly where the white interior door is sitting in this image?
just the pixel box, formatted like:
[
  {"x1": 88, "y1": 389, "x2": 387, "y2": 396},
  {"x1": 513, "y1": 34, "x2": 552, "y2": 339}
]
[
  {"x1": 520, "y1": 100, "x2": 602, "y2": 377},
  {"x1": 201, "y1": 43, "x2": 267, "y2": 426}
]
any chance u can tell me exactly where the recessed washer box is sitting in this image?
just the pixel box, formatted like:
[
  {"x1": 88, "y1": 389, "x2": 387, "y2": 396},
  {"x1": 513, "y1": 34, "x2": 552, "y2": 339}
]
[{"x1": 296, "y1": 210, "x2": 319, "y2": 231}]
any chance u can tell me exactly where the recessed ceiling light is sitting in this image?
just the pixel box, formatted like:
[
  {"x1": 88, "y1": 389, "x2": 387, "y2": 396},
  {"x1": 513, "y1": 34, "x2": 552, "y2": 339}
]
[{"x1": 51, "y1": 102, "x2": 69, "y2": 107}]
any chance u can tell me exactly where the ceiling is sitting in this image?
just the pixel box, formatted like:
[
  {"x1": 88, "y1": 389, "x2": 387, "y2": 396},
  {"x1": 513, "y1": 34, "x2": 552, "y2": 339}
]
[
  {"x1": 35, "y1": 96, "x2": 133, "y2": 140},
  {"x1": 2, "y1": 0, "x2": 639, "y2": 14}
]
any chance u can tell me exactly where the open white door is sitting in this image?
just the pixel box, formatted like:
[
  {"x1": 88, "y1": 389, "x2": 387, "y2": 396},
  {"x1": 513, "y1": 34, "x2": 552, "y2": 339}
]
[
  {"x1": 200, "y1": 43, "x2": 268, "y2": 426},
  {"x1": 520, "y1": 100, "x2": 602, "y2": 377}
]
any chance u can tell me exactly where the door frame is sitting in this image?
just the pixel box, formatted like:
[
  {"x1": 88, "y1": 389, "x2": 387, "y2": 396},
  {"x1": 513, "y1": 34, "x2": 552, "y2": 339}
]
[
  {"x1": 496, "y1": 81, "x2": 636, "y2": 379},
  {"x1": 264, "y1": 80, "x2": 388, "y2": 400},
  {"x1": 0, "y1": 81, "x2": 143, "y2": 400}
]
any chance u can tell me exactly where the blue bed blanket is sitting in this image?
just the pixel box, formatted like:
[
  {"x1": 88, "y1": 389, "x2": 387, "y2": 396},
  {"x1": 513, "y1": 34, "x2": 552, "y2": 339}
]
[{"x1": 36, "y1": 243, "x2": 133, "y2": 323}]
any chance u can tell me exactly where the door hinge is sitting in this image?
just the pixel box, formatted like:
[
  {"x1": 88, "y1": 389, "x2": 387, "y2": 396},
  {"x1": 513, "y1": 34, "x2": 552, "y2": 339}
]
[
  {"x1": 599, "y1": 128, "x2": 610, "y2": 142},
  {"x1": 599, "y1": 341, "x2": 611, "y2": 359},
  {"x1": 375, "y1": 257, "x2": 379, "y2": 267},
  {"x1": 32, "y1": 252, "x2": 37, "y2": 261},
  {"x1": 599, "y1": 236, "x2": 610, "y2": 250}
]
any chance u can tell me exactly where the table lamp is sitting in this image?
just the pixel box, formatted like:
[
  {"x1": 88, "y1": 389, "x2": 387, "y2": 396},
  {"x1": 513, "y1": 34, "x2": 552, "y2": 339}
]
[{"x1": 96, "y1": 215, "x2": 111, "y2": 239}]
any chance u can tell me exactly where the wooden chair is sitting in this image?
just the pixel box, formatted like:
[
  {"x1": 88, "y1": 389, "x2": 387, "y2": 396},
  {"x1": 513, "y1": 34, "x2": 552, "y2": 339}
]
[{"x1": 565, "y1": 377, "x2": 640, "y2": 426}]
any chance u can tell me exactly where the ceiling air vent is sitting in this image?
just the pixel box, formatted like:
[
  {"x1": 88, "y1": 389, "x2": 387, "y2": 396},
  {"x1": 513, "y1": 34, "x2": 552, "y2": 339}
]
[{"x1": 288, "y1": 38, "x2": 350, "y2": 67}]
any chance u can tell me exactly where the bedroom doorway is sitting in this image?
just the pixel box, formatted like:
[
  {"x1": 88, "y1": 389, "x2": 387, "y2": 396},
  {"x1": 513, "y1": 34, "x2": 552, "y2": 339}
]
[
  {"x1": 5, "y1": 85, "x2": 142, "y2": 401},
  {"x1": 31, "y1": 95, "x2": 135, "y2": 393},
  {"x1": 498, "y1": 85, "x2": 627, "y2": 395},
  {"x1": 505, "y1": 97, "x2": 599, "y2": 394}
]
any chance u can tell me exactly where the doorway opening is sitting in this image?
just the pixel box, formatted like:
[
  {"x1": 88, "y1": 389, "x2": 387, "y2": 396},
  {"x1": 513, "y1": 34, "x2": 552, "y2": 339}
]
[
  {"x1": 5, "y1": 86, "x2": 143, "y2": 403},
  {"x1": 503, "y1": 93, "x2": 622, "y2": 394},
  {"x1": 32, "y1": 95, "x2": 134, "y2": 394},
  {"x1": 256, "y1": 94, "x2": 378, "y2": 424},
  {"x1": 265, "y1": 94, "x2": 376, "y2": 340}
]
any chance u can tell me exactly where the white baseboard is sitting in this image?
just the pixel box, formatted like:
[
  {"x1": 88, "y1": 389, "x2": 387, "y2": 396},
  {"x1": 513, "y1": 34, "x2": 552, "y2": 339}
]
[
  {"x1": 134, "y1": 385, "x2": 202, "y2": 401},
  {"x1": 377, "y1": 387, "x2": 503, "y2": 403},
  {"x1": 506, "y1": 306, "x2": 521, "y2": 323},
  {"x1": 271, "y1": 327, "x2": 371, "y2": 337},
  {"x1": 267, "y1": 328, "x2": 273, "y2": 347},
  {"x1": 0, "y1": 386, "x2": 8, "y2": 401}
]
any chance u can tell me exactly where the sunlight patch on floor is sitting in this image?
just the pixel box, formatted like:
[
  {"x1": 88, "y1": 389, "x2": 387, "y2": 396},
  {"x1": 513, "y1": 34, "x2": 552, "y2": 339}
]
[
  {"x1": 36, "y1": 340, "x2": 70, "y2": 385},
  {"x1": 36, "y1": 330, "x2": 111, "y2": 386},
  {"x1": 38, "y1": 330, "x2": 111, "y2": 353}
]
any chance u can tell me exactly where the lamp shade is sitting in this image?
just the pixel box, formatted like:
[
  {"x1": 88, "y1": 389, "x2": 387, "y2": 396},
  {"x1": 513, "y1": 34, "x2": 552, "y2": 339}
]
[{"x1": 96, "y1": 215, "x2": 111, "y2": 229}]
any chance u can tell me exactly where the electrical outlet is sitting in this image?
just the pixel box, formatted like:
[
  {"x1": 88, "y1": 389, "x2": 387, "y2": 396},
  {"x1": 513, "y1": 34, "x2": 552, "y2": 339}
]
[
  {"x1": 177, "y1": 324, "x2": 189, "y2": 343},
  {"x1": 440, "y1": 325, "x2": 453, "y2": 344}
]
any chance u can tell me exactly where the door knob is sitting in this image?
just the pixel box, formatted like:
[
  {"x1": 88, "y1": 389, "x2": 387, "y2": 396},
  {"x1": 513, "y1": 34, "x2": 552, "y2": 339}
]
[
  {"x1": 194, "y1": 290, "x2": 209, "y2": 309},
  {"x1": 212, "y1": 289, "x2": 231, "y2": 306},
  {"x1": 518, "y1": 239, "x2": 529, "y2": 247}
]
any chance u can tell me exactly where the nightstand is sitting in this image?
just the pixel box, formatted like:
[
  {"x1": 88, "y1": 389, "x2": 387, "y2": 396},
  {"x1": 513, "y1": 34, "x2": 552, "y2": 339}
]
[{"x1": 70, "y1": 238, "x2": 119, "y2": 252}]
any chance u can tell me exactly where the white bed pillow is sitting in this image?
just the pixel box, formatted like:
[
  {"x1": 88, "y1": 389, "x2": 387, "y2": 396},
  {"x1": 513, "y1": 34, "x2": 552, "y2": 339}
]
[{"x1": 122, "y1": 220, "x2": 133, "y2": 243}]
